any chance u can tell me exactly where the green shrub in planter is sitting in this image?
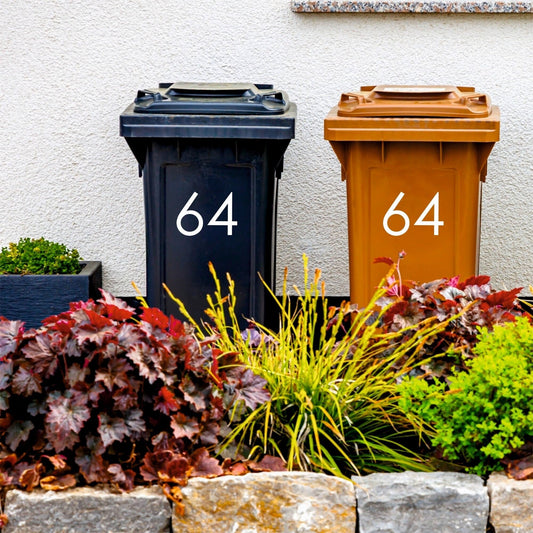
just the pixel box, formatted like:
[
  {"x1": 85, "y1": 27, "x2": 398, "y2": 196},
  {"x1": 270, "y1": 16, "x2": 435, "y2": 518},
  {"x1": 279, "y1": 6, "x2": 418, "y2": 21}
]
[
  {"x1": 0, "y1": 237, "x2": 81, "y2": 275},
  {"x1": 0, "y1": 238, "x2": 101, "y2": 329},
  {"x1": 399, "y1": 317, "x2": 533, "y2": 476}
]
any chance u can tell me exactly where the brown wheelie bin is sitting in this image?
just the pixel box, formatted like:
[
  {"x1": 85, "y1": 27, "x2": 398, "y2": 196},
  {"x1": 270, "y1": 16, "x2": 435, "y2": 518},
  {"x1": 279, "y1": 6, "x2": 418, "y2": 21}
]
[{"x1": 325, "y1": 85, "x2": 500, "y2": 305}]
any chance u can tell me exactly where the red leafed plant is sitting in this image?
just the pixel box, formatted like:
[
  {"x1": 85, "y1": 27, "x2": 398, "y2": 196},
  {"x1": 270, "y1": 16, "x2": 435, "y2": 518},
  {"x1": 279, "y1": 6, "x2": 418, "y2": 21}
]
[
  {"x1": 365, "y1": 255, "x2": 527, "y2": 379},
  {"x1": 0, "y1": 291, "x2": 271, "y2": 498}
]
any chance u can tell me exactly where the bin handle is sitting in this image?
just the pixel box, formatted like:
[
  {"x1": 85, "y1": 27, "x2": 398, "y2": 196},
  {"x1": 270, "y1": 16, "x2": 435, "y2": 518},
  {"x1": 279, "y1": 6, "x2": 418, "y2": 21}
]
[
  {"x1": 371, "y1": 86, "x2": 456, "y2": 99},
  {"x1": 460, "y1": 93, "x2": 489, "y2": 106},
  {"x1": 260, "y1": 90, "x2": 286, "y2": 106},
  {"x1": 340, "y1": 93, "x2": 367, "y2": 105},
  {"x1": 135, "y1": 89, "x2": 166, "y2": 103}
]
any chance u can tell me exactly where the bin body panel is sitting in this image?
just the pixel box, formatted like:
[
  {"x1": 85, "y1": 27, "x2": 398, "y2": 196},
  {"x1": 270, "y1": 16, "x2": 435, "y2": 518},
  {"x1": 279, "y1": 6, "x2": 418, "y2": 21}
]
[
  {"x1": 345, "y1": 141, "x2": 483, "y2": 304},
  {"x1": 142, "y1": 138, "x2": 281, "y2": 324},
  {"x1": 325, "y1": 85, "x2": 499, "y2": 307}
]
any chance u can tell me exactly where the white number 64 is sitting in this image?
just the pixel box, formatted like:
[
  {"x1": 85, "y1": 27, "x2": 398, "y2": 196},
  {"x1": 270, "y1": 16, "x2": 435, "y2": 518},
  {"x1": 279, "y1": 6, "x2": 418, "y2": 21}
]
[
  {"x1": 383, "y1": 192, "x2": 444, "y2": 237},
  {"x1": 176, "y1": 192, "x2": 238, "y2": 237}
]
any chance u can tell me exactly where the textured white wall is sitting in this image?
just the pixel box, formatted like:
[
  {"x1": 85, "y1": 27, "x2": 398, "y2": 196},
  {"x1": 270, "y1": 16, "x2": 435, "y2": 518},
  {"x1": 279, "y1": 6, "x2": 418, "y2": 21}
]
[{"x1": 1, "y1": 0, "x2": 532, "y2": 298}]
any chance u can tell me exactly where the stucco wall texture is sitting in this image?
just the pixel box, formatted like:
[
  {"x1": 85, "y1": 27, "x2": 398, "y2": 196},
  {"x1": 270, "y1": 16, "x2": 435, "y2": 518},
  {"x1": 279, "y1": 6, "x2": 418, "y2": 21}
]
[{"x1": 1, "y1": 0, "x2": 532, "y2": 300}]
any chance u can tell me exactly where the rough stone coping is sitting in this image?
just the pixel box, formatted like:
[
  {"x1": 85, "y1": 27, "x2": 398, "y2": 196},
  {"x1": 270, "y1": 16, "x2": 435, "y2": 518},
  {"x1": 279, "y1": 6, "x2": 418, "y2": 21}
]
[
  {"x1": 173, "y1": 471, "x2": 356, "y2": 533},
  {"x1": 2, "y1": 486, "x2": 171, "y2": 533},
  {"x1": 352, "y1": 471, "x2": 490, "y2": 533},
  {"x1": 7, "y1": 471, "x2": 533, "y2": 533},
  {"x1": 487, "y1": 472, "x2": 533, "y2": 533},
  {"x1": 291, "y1": 0, "x2": 533, "y2": 13}
]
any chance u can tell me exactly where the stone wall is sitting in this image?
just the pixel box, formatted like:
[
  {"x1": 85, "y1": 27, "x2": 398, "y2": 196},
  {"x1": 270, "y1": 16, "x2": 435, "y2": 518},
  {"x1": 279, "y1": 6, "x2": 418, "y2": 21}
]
[{"x1": 1, "y1": 471, "x2": 532, "y2": 533}]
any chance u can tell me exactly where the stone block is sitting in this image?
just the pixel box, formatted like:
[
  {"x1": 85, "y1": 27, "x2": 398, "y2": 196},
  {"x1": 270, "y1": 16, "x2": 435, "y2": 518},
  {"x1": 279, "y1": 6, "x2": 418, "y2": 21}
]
[
  {"x1": 3, "y1": 486, "x2": 171, "y2": 533},
  {"x1": 172, "y1": 471, "x2": 356, "y2": 533},
  {"x1": 487, "y1": 472, "x2": 533, "y2": 533},
  {"x1": 353, "y1": 471, "x2": 488, "y2": 533}
]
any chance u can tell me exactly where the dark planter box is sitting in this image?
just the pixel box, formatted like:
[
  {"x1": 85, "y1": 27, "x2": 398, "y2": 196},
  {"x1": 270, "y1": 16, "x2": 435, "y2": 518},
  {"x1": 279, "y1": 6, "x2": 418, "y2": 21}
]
[{"x1": 0, "y1": 261, "x2": 102, "y2": 329}]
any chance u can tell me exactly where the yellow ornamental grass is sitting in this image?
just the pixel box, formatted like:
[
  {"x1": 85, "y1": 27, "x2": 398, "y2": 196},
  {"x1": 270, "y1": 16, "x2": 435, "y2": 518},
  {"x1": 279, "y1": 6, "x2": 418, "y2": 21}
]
[{"x1": 165, "y1": 256, "x2": 462, "y2": 478}]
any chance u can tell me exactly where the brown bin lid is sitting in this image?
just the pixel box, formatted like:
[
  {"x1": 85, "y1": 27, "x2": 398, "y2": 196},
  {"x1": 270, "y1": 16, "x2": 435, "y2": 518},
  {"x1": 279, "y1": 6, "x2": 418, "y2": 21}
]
[
  {"x1": 338, "y1": 85, "x2": 492, "y2": 118},
  {"x1": 325, "y1": 85, "x2": 500, "y2": 143}
]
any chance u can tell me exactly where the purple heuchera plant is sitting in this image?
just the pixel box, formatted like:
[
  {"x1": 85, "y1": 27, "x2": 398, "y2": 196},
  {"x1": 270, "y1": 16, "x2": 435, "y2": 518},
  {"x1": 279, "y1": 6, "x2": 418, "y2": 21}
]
[
  {"x1": 0, "y1": 291, "x2": 270, "y2": 498},
  {"x1": 371, "y1": 255, "x2": 527, "y2": 378}
]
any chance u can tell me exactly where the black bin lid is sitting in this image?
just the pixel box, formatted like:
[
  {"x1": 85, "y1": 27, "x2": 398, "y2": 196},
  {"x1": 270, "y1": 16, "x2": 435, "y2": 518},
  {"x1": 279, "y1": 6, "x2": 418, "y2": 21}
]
[{"x1": 133, "y1": 82, "x2": 290, "y2": 115}]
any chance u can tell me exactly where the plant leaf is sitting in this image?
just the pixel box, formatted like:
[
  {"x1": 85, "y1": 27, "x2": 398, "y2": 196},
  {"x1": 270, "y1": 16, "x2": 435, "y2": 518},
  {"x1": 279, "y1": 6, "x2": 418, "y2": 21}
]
[
  {"x1": 124, "y1": 409, "x2": 146, "y2": 437},
  {"x1": 140, "y1": 308, "x2": 169, "y2": 331},
  {"x1": 12, "y1": 366, "x2": 42, "y2": 396},
  {"x1": 127, "y1": 344, "x2": 162, "y2": 384},
  {"x1": 0, "y1": 360, "x2": 14, "y2": 390},
  {"x1": 178, "y1": 375, "x2": 210, "y2": 412},
  {"x1": 505, "y1": 454, "x2": 533, "y2": 480},
  {"x1": 154, "y1": 386, "x2": 181, "y2": 415},
  {"x1": 98, "y1": 290, "x2": 135, "y2": 321},
  {"x1": 5, "y1": 419, "x2": 34, "y2": 450},
  {"x1": 248, "y1": 455, "x2": 287, "y2": 472},
  {"x1": 22, "y1": 333, "x2": 59, "y2": 377},
  {"x1": 0, "y1": 320, "x2": 24, "y2": 357},
  {"x1": 141, "y1": 450, "x2": 191, "y2": 485},
  {"x1": 485, "y1": 288, "x2": 522, "y2": 308},
  {"x1": 233, "y1": 368, "x2": 270, "y2": 410},
  {"x1": 19, "y1": 463, "x2": 45, "y2": 491},
  {"x1": 108, "y1": 463, "x2": 136, "y2": 492},
  {"x1": 170, "y1": 412, "x2": 200, "y2": 441},
  {"x1": 40, "y1": 474, "x2": 77, "y2": 491},
  {"x1": 46, "y1": 392, "x2": 91, "y2": 451},
  {"x1": 98, "y1": 414, "x2": 129, "y2": 448},
  {"x1": 198, "y1": 421, "x2": 220, "y2": 446},
  {"x1": 95, "y1": 358, "x2": 133, "y2": 391},
  {"x1": 373, "y1": 256, "x2": 394, "y2": 266},
  {"x1": 189, "y1": 448, "x2": 222, "y2": 478},
  {"x1": 75, "y1": 437, "x2": 109, "y2": 484}
]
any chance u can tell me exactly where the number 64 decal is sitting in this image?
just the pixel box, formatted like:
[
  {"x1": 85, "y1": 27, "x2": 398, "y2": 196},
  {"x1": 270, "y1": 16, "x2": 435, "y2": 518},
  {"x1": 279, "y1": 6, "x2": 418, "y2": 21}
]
[
  {"x1": 176, "y1": 192, "x2": 237, "y2": 237},
  {"x1": 383, "y1": 192, "x2": 444, "y2": 236}
]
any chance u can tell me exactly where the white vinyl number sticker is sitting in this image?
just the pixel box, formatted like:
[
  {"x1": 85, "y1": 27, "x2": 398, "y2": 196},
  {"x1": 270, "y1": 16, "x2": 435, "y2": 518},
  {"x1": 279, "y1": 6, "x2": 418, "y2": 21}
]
[
  {"x1": 176, "y1": 192, "x2": 238, "y2": 237},
  {"x1": 383, "y1": 192, "x2": 444, "y2": 236}
]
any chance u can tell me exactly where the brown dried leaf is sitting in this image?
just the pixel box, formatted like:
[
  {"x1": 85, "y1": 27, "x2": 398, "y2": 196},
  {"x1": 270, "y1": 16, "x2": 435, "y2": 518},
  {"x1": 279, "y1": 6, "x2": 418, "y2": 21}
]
[
  {"x1": 141, "y1": 450, "x2": 191, "y2": 485},
  {"x1": 40, "y1": 474, "x2": 77, "y2": 491},
  {"x1": 505, "y1": 454, "x2": 533, "y2": 480},
  {"x1": 189, "y1": 448, "x2": 223, "y2": 478},
  {"x1": 19, "y1": 463, "x2": 44, "y2": 491},
  {"x1": 249, "y1": 455, "x2": 287, "y2": 472},
  {"x1": 108, "y1": 463, "x2": 136, "y2": 492},
  {"x1": 41, "y1": 454, "x2": 69, "y2": 473},
  {"x1": 162, "y1": 484, "x2": 184, "y2": 514},
  {"x1": 221, "y1": 459, "x2": 249, "y2": 476}
]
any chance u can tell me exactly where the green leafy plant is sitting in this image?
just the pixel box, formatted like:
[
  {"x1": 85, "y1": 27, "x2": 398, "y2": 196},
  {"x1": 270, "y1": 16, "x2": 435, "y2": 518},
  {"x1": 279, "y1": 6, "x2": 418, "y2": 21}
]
[
  {"x1": 166, "y1": 256, "x2": 458, "y2": 478},
  {"x1": 399, "y1": 317, "x2": 533, "y2": 476},
  {"x1": 0, "y1": 237, "x2": 82, "y2": 275},
  {"x1": 0, "y1": 291, "x2": 270, "y2": 506}
]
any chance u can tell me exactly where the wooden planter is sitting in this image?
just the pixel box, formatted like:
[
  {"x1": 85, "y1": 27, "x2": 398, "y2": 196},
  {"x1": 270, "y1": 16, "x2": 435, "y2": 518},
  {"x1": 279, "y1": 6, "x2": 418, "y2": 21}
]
[{"x1": 0, "y1": 261, "x2": 102, "y2": 329}]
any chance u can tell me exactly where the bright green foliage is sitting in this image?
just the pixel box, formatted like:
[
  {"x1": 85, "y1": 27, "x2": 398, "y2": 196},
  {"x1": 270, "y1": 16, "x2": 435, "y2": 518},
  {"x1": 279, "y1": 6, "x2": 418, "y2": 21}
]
[
  {"x1": 166, "y1": 256, "x2": 456, "y2": 478},
  {"x1": 0, "y1": 237, "x2": 81, "y2": 275},
  {"x1": 399, "y1": 317, "x2": 533, "y2": 476}
]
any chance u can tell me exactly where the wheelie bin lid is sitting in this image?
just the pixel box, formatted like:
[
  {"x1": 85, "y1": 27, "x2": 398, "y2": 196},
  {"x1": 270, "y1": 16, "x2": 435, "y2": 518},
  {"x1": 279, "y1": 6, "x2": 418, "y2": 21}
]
[
  {"x1": 120, "y1": 82, "x2": 296, "y2": 140},
  {"x1": 324, "y1": 85, "x2": 499, "y2": 142}
]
